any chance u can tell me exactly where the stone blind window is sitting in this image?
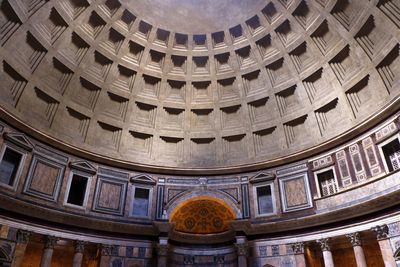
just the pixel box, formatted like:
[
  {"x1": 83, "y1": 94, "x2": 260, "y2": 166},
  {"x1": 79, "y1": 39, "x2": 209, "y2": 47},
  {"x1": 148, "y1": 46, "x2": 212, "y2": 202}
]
[
  {"x1": 256, "y1": 185, "x2": 273, "y2": 214},
  {"x1": 0, "y1": 147, "x2": 22, "y2": 186},
  {"x1": 132, "y1": 187, "x2": 150, "y2": 217},
  {"x1": 317, "y1": 169, "x2": 338, "y2": 197}
]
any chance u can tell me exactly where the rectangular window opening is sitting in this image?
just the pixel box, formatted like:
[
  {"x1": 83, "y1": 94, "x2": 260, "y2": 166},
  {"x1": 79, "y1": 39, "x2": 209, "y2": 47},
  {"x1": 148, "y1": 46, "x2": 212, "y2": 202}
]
[
  {"x1": 382, "y1": 138, "x2": 400, "y2": 172},
  {"x1": 67, "y1": 174, "x2": 88, "y2": 206},
  {"x1": 317, "y1": 169, "x2": 337, "y2": 197},
  {"x1": 0, "y1": 148, "x2": 22, "y2": 186},
  {"x1": 132, "y1": 187, "x2": 150, "y2": 217},
  {"x1": 257, "y1": 185, "x2": 273, "y2": 214}
]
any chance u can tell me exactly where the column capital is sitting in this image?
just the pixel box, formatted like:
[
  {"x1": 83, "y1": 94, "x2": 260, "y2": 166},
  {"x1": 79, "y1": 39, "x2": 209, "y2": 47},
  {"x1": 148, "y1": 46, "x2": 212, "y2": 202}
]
[
  {"x1": 156, "y1": 243, "x2": 169, "y2": 257},
  {"x1": 16, "y1": 229, "x2": 31, "y2": 244},
  {"x1": 316, "y1": 238, "x2": 331, "y2": 251},
  {"x1": 235, "y1": 243, "x2": 249, "y2": 256},
  {"x1": 74, "y1": 240, "x2": 86, "y2": 253},
  {"x1": 371, "y1": 224, "x2": 389, "y2": 240},
  {"x1": 291, "y1": 242, "x2": 305, "y2": 254},
  {"x1": 43, "y1": 236, "x2": 59, "y2": 249},
  {"x1": 100, "y1": 244, "x2": 113, "y2": 256},
  {"x1": 214, "y1": 255, "x2": 225, "y2": 264},
  {"x1": 346, "y1": 232, "x2": 362, "y2": 247}
]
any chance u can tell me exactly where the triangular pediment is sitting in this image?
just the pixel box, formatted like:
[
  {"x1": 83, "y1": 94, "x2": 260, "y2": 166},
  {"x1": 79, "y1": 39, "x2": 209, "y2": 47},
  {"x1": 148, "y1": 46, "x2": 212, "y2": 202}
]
[
  {"x1": 130, "y1": 174, "x2": 156, "y2": 185},
  {"x1": 69, "y1": 160, "x2": 97, "y2": 175},
  {"x1": 3, "y1": 132, "x2": 33, "y2": 151},
  {"x1": 249, "y1": 171, "x2": 275, "y2": 184}
]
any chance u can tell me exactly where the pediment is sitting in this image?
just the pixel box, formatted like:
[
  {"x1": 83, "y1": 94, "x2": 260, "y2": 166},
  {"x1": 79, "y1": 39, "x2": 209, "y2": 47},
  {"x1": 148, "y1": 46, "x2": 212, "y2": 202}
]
[
  {"x1": 249, "y1": 171, "x2": 275, "y2": 184},
  {"x1": 69, "y1": 160, "x2": 97, "y2": 175},
  {"x1": 3, "y1": 132, "x2": 33, "y2": 151},
  {"x1": 130, "y1": 174, "x2": 156, "y2": 185}
]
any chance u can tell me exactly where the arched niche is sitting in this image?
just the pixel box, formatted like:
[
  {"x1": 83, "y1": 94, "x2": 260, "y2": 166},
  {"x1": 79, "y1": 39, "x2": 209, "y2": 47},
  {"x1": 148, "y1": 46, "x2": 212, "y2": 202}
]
[{"x1": 169, "y1": 196, "x2": 236, "y2": 234}]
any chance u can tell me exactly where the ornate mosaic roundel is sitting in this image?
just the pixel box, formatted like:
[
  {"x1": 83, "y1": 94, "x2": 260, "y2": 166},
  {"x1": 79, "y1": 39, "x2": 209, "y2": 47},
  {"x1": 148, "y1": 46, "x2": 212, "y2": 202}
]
[{"x1": 170, "y1": 197, "x2": 235, "y2": 234}]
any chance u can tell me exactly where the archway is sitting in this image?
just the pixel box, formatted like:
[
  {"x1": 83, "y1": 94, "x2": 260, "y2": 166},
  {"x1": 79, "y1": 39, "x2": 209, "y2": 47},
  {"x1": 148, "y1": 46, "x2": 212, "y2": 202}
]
[{"x1": 169, "y1": 196, "x2": 236, "y2": 234}]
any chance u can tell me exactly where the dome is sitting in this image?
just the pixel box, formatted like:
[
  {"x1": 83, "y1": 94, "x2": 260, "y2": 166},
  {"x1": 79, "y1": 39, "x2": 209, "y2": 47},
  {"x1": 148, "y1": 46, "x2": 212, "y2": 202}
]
[
  {"x1": 0, "y1": 0, "x2": 398, "y2": 174},
  {"x1": 1, "y1": 0, "x2": 400, "y2": 267}
]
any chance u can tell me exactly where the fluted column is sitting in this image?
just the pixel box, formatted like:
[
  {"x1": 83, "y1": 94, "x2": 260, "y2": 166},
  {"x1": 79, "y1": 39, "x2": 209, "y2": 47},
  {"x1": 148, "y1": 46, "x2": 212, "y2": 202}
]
[
  {"x1": 40, "y1": 236, "x2": 59, "y2": 267},
  {"x1": 346, "y1": 232, "x2": 367, "y2": 267},
  {"x1": 236, "y1": 236, "x2": 248, "y2": 267},
  {"x1": 157, "y1": 238, "x2": 169, "y2": 267},
  {"x1": 99, "y1": 244, "x2": 112, "y2": 267},
  {"x1": 72, "y1": 241, "x2": 85, "y2": 267},
  {"x1": 372, "y1": 224, "x2": 396, "y2": 267},
  {"x1": 317, "y1": 238, "x2": 334, "y2": 267},
  {"x1": 11, "y1": 230, "x2": 31, "y2": 267},
  {"x1": 291, "y1": 242, "x2": 306, "y2": 267}
]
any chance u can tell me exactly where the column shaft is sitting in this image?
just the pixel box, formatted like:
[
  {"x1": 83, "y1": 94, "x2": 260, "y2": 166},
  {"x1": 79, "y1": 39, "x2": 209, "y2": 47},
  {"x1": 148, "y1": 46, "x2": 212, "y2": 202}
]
[
  {"x1": 11, "y1": 230, "x2": 31, "y2": 267},
  {"x1": 322, "y1": 250, "x2": 335, "y2": 267},
  {"x1": 39, "y1": 248, "x2": 54, "y2": 267},
  {"x1": 99, "y1": 245, "x2": 112, "y2": 267},
  {"x1": 377, "y1": 239, "x2": 396, "y2": 267},
  {"x1": 372, "y1": 225, "x2": 397, "y2": 267},
  {"x1": 294, "y1": 254, "x2": 306, "y2": 267},
  {"x1": 39, "y1": 236, "x2": 58, "y2": 267},
  {"x1": 11, "y1": 243, "x2": 28, "y2": 267},
  {"x1": 353, "y1": 246, "x2": 367, "y2": 267},
  {"x1": 72, "y1": 252, "x2": 83, "y2": 267}
]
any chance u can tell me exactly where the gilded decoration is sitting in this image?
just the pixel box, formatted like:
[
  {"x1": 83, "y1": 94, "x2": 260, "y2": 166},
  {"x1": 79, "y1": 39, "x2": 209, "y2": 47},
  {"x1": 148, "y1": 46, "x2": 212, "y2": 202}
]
[{"x1": 170, "y1": 197, "x2": 235, "y2": 234}]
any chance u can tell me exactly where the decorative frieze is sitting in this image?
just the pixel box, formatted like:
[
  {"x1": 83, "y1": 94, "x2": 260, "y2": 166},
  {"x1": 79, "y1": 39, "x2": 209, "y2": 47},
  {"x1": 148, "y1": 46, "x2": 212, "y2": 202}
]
[{"x1": 375, "y1": 122, "x2": 398, "y2": 143}]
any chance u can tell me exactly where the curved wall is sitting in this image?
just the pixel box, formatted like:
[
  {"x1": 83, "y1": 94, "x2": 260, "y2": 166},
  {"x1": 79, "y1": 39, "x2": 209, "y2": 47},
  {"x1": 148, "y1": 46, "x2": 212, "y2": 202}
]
[{"x1": 0, "y1": 110, "x2": 400, "y2": 236}]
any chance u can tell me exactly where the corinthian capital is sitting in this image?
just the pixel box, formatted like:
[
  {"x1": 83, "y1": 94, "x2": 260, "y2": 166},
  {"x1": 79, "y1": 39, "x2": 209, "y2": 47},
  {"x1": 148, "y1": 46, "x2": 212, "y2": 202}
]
[
  {"x1": 346, "y1": 232, "x2": 361, "y2": 247},
  {"x1": 291, "y1": 242, "x2": 305, "y2": 254},
  {"x1": 371, "y1": 224, "x2": 389, "y2": 240},
  {"x1": 316, "y1": 238, "x2": 331, "y2": 251}
]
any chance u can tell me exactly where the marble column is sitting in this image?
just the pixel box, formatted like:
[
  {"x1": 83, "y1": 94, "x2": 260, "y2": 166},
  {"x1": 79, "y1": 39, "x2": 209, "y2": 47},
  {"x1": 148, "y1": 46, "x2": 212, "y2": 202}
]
[
  {"x1": 346, "y1": 232, "x2": 367, "y2": 267},
  {"x1": 317, "y1": 238, "x2": 334, "y2": 267},
  {"x1": 11, "y1": 230, "x2": 31, "y2": 267},
  {"x1": 99, "y1": 244, "x2": 112, "y2": 267},
  {"x1": 40, "y1": 236, "x2": 59, "y2": 267},
  {"x1": 372, "y1": 224, "x2": 397, "y2": 267},
  {"x1": 72, "y1": 240, "x2": 85, "y2": 267},
  {"x1": 236, "y1": 236, "x2": 248, "y2": 267},
  {"x1": 157, "y1": 238, "x2": 169, "y2": 267},
  {"x1": 291, "y1": 242, "x2": 306, "y2": 267}
]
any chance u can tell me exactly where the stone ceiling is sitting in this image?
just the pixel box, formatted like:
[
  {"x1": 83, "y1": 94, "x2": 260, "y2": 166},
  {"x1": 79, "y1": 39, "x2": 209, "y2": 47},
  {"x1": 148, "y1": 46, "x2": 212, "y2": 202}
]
[{"x1": 0, "y1": 0, "x2": 399, "y2": 173}]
